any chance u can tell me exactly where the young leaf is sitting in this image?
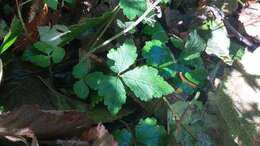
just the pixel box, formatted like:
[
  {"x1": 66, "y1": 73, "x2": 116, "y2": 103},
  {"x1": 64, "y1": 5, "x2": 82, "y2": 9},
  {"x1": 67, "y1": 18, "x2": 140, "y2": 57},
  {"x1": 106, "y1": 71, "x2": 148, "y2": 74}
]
[
  {"x1": 121, "y1": 66, "x2": 174, "y2": 101},
  {"x1": 107, "y1": 39, "x2": 137, "y2": 73},
  {"x1": 135, "y1": 117, "x2": 166, "y2": 146},
  {"x1": 119, "y1": 0, "x2": 147, "y2": 20},
  {"x1": 72, "y1": 62, "x2": 90, "y2": 79},
  {"x1": 98, "y1": 75, "x2": 126, "y2": 114},
  {"x1": 30, "y1": 55, "x2": 50, "y2": 67},
  {"x1": 85, "y1": 72, "x2": 105, "y2": 90},
  {"x1": 51, "y1": 47, "x2": 65, "y2": 63},
  {"x1": 142, "y1": 40, "x2": 175, "y2": 67},
  {"x1": 114, "y1": 129, "x2": 133, "y2": 146},
  {"x1": 73, "y1": 80, "x2": 89, "y2": 100},
  {"x1": 44, "y1": 0, "x2": 58, "y2": 10}
]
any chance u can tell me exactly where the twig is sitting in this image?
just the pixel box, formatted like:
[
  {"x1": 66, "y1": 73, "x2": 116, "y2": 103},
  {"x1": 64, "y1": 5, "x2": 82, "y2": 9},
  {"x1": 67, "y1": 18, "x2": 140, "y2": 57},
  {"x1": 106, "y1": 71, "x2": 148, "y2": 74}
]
[
  {"x1": 15, "y1": 0, "x2": 30, "y2": 38},
  {"x1": 89, "y1": 0, "x2": 162, "y2": 53},
  {"x1": 210, "y1": 5, "x2": 258, "y2": 51},
  {"x1": 20, "y1": 0, "x2": 33, "y2": 6},
  {"x1": 224, "y1": 20, "x2": 258, "y2": 51}
]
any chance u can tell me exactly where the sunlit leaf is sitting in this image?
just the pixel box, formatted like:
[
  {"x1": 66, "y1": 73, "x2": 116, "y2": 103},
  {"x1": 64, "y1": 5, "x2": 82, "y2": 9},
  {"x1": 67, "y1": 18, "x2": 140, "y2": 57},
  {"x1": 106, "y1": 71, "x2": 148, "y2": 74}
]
[
  {"x1": 107, "y1": 39, "x2": 137, "y2": 73},
  {"x1": 122, "y1": 66, "x2": 174, "y2": 101},
  {"x1": 119, "y1": 0, "x2": 147, "y2": 20},
  {"x1": 142, "y1": 40, "x2": 175, "y2": 67}
]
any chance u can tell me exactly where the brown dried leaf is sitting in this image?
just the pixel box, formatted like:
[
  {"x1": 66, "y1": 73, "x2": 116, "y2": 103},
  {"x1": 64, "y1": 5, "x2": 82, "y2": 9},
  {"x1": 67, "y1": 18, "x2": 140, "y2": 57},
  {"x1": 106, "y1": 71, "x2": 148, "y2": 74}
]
[
  {"x1": 0, "y1": 105, "x2": 94, "y2": 139},
  {"x1": 82, "y1": 123, "x2": 118, "y2": 146}
]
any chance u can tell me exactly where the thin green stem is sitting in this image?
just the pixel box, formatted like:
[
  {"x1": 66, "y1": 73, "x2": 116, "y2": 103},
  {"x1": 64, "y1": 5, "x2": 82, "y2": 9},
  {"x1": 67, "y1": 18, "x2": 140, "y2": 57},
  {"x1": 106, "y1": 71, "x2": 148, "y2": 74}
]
[{"x1": 89, "y1": 0, "x2": 162, "y2": 52}]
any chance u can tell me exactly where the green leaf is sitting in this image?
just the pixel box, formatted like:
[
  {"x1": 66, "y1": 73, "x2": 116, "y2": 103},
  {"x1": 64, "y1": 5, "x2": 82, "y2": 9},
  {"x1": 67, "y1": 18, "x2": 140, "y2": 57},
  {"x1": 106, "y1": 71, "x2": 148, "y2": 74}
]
[
  {"x1": 72, "y1": 62, "x2": 90, "y2": 79},
  {"x1": 30, "y1": 55, "x2": 50, "y2": 67},
  {"x1": 38, "y1": 25, "x2": 70, "y2": 46},
  {"x1": 44, "y1": 0, "x2": 58, "y2": 10},
  {"x1": 85, "y1": 72, "x2": 104, "y2": 90},
  {"x1": 107, "y1": 39, "x2": 137, "y2": 73},
  {"x1": 178, "y1": 30, "x2": 206, "y2": 69},
  {"x1": 143, "y1": 23, "x2": 169, "y2": 42},
  {"x1": 185, "y1": 69, "x2": 207, "y2": 86},
  {"x1": 0, "y1": 16, "x2": 22, "y2": 54},
  {"x1": 73, "y1": 80, "x2": 89, "y2": 99},
  {"x1": 229, "y1": 41, "x2": 245, "y2": 61},
  {"x1": 122, "y1": 66, "x2": 174, "y2": 101},
  {"x1": 114, "y1": 129, "x2": 133, "y2": 146},
  {"x1": 142, "y1": 40, "x2": 175, "y2": 67},
  {"x1": 51, "y1": 46, "x2": 65, "y2": 63},
  {"x1": 135, "y1": 117, "x2": 166, "y2": 146},
  {"x1": 180, "y1": 30, "x2": 206, "y2": 61},
  {"x1": 119, "y1": 0, "x2": 147, "y2": 20},
  {"x1": 33, "y1": 41, "x2": 54, "y2": 55},
  {"x1": 98, "y1": 75, "x2": 126, "y2": 114}
]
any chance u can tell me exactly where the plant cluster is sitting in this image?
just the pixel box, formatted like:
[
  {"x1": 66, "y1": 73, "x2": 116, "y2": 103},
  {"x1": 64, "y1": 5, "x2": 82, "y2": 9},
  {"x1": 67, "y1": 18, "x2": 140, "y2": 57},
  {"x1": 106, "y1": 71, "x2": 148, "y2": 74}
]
[{"x1": 0, "y1": 0, "x2": 249, "y2": 145}]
